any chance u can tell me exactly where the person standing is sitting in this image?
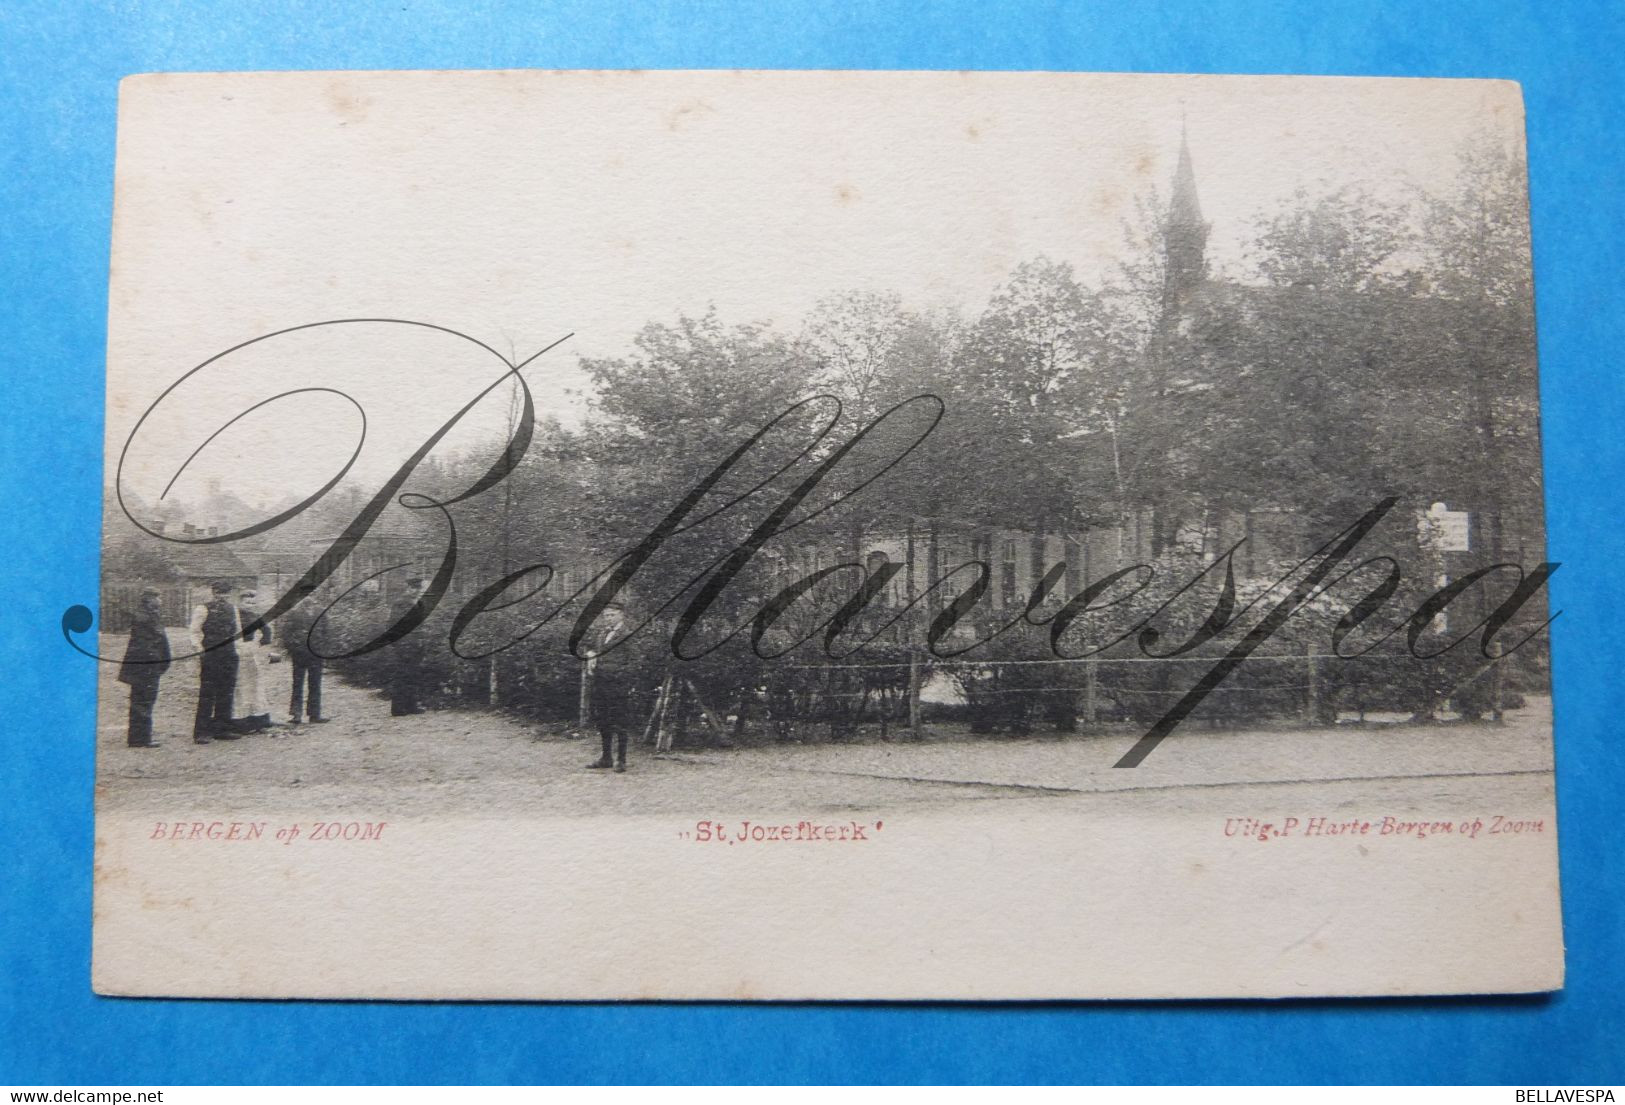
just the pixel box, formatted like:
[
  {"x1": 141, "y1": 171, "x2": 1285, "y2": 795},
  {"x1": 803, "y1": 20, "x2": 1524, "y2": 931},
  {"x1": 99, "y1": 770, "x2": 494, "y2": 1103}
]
[
  {"x1": 388, "y1": 577, "x2": 429, "y2": 716},
  {"x1": 281, "y1": 590, "x2": 332, "y2": 725},
  {"x1": 117, "y1": 586, "x2": 170, "y2": 748},
  {"x1": 233, "y1": 589, "x2": 275, "y2": 733},
  {"x1": 190, "y1": 580, "x2": 241, "y2": 743},
  {"x1": 584, "y1": 602, "x2": 649, "y2": 774}
]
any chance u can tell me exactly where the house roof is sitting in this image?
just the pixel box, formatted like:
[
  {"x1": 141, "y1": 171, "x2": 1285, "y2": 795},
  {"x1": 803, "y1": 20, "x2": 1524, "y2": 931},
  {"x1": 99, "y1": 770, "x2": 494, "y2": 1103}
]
[{"x1": 102, "y1": 532, "x2": 257, "y2": 582}]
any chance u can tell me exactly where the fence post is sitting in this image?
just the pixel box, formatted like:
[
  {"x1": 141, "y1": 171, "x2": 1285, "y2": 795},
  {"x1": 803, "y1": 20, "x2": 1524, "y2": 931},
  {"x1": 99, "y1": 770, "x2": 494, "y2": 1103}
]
[
  {"x1": 1084, "y1": 658, "x2": 1097, "y2": 726},
  {"x1": 908, "y1": 649, "x2": 922, "y2": 739},
  {"x1": 1305, "y1": 642, "x2": 1320, "y2": 725},
  {"x1": 1489, "y1": 640, "x2": 1505, "y2": 722}
]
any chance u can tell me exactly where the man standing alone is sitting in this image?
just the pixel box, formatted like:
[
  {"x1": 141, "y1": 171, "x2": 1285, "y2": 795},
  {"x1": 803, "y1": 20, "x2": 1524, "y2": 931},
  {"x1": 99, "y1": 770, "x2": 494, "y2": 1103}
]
[
  {"x1": 190, "y1": 580, "x2": 241, "y2": 743},
  {"x1": 388, "y1": 577, "x2": 429, "y2": 716},
  {"x1": 584, "y1": 602, "x2": 650, "y2": 774},
  {"x1": 117, "y1": 586, "x2": 170, "y2": 748},
  {"x1": 282, "y1": 590, "x2": 333, "y2": 726}
]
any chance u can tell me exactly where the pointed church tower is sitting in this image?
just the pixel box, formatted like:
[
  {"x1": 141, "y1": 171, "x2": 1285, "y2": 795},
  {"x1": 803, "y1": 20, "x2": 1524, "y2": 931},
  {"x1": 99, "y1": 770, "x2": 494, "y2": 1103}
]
[
  {"x1": 1141, "y1": 125, "x2": 1214, "y2": 559},
  {"x1": 1161, "y1": 124, "x2": 1210, "y2": 312}
]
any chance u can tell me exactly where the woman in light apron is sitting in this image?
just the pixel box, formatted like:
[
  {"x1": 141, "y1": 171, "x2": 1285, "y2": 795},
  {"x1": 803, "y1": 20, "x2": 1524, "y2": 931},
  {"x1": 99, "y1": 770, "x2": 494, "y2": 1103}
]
[{"x1": 232, "y1": 591, "x2": 275, "y2": 732}]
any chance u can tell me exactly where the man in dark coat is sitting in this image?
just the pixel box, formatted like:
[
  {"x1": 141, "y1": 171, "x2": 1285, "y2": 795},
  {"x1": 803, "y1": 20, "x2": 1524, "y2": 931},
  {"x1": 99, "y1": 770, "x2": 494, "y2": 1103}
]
[
  {"x1": 190, "y1": 579, "x2": 241, "y2": 743},
  {"x1": 281, "y1": 590, "x2": 333, "y2": 725},
  {"x1": 584, "y1": 602, "x2": 653, "y2": 773},
  {"x1": 388, "y1": 577, "x2": 429, "y2": 717},
  {"x1": 117, "y1": 587, "x2": 170, "y2": 748}
]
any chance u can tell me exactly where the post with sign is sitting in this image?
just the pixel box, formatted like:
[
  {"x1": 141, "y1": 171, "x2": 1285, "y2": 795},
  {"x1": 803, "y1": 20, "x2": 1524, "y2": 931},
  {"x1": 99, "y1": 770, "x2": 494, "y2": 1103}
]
[{"x1": 1420, "y1": 502, "x2": 1473, "y2": 636}]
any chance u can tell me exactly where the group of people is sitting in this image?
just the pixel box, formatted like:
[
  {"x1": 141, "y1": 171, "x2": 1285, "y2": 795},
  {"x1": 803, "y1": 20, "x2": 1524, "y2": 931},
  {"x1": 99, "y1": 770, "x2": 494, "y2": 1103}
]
[
  {"x1": 116, "y1": 577, "x2": 649, "y2": 777},
  {"x1": 115, "y1": 580, "x2": 333, "y2": 748}
]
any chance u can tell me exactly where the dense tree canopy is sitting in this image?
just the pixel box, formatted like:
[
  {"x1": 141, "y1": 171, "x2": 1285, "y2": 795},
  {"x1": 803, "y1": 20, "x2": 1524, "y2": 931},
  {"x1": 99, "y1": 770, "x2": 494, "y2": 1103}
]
[{"x1": 414, "y1": 135, "x2": 1541, "y2": 644}]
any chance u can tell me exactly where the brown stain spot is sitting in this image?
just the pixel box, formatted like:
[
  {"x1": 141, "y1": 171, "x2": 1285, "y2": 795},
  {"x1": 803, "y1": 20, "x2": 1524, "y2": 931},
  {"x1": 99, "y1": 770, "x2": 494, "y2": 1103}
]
[
  {"x1": 139, "y1": 891, "x2": 196, "y2": 911},
  {"x1": 665, "y1": 99, "x2": 715, "y2": 132},
  {"x1": 1188, "y1": 861, "x2": 1206, "y2": 875},
  {"x1": 1134, "y1": 151, "x2": 1156, "y2": 177},
  {"x1": 1091, "y1": 186, "x2": 1124, "y2": 216},
  {"x1": 1311, "y1": 940, "x2": 1326, "y2": 952},
  {"x1": 325, "y1": 81, "x2": 373, "y2": 126},
  {"x1": 835, "y1": 183, "x2": 861, "y2": 206},
  {"x1": 94, "y1": 860, "x2": 129, "y2": 888},
  {"x1": 964, "y1": 114, "x2": 997, "y2": 141}
]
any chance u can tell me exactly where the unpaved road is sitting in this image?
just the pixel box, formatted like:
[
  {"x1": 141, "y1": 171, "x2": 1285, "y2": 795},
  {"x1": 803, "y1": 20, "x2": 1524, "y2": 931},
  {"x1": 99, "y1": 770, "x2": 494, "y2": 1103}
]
[{"x1": 96, "y1": 634, "x2": 1555, "y2": 821}]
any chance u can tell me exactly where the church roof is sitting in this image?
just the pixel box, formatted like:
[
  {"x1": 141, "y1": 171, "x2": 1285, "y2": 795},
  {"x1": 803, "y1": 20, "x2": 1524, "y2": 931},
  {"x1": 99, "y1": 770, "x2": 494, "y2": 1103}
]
[
  {"x1": 1162, "y1": 127, "x2": 1212, "y2": 308},
  {"x1": 1168, "y1": 125, "x2": 1204, "y2": 234}
]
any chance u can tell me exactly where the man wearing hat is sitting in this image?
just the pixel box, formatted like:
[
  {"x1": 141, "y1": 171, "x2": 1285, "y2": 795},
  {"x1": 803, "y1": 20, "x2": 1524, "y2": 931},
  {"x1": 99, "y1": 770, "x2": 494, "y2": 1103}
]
[
  {"x1": 117, "y1": 587, "x2": 171, "y2": 748},
  {"x1": 584, "y1": 601, "x2": 650, "y2": 774},
  {"x1": 281, "y1": 585, "x2": 334, "y2": 725},
  {"x1": 388, "y1": 577, "x2": 429, "y2": 717},
  {"x1": 189, "y1": 579, "x2": 241, "y2": 743}
]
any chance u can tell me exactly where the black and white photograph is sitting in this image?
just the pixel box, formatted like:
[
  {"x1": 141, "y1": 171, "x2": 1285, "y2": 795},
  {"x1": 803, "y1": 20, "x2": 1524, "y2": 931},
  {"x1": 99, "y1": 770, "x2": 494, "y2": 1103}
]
[{"x1": 87, "y1": 70, "x2": 1560, "y2": 1000}]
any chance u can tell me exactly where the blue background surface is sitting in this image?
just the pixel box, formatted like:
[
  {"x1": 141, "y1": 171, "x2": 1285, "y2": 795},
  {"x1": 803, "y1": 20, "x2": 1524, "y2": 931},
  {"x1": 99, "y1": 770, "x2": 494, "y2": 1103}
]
[{"x1": 2, "y1": 0, "x2": 1621, "y2": 1085}]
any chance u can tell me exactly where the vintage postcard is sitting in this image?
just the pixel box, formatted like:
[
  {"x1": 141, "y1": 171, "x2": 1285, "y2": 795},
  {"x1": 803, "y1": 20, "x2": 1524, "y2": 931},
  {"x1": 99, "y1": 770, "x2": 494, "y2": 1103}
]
[{"x1": 87, "y1": 70, "x2": 1561, "y2": 999}]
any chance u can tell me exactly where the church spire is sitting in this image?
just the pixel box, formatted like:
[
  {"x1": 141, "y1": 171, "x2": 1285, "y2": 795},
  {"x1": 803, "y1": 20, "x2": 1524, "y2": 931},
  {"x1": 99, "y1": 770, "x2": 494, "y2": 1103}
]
[{"x1": 1162, "y1": 123, "x2": 1209, "y2": 310}]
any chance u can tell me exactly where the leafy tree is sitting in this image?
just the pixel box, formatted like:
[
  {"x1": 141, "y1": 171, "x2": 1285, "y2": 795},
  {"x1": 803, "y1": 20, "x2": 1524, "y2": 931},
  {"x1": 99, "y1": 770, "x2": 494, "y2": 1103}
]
[
  {"x1": 576, "y1": 309, "x2": 824, "y2": 654},
  {"x1": 945, "y1": 259, "x2": 1124, "y2": 531},
  {"x1": 802, "y1": 290, "x2": 910, "y2": 428},
  {"x1": 1416, "y1": 129, "x2": 1543, "y2": 566},
  {"x1": 1245, "y1": 184, "x2": 1414, "y2": 293}
]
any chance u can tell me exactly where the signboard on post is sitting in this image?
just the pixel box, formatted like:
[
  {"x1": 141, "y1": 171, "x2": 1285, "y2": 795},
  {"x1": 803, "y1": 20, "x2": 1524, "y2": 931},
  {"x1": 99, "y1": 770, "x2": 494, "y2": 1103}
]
[{"x1": 1424, "y1": 502, "x2": 1472, "y2": 553}]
